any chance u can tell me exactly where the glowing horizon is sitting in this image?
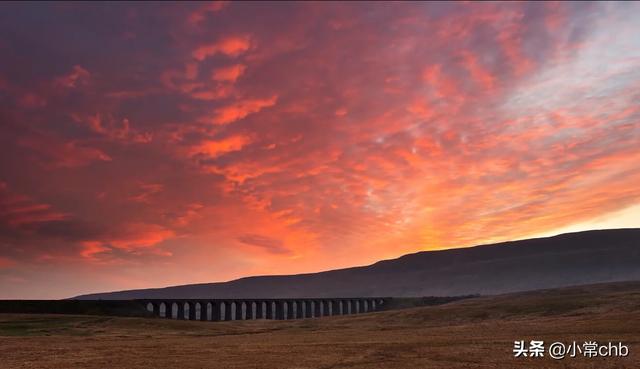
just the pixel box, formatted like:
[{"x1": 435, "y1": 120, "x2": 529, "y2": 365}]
[{"x1": 1, "y1": 2, "x2": 639, "y2": 299}]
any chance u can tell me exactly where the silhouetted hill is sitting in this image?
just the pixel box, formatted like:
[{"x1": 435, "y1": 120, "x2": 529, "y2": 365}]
[{"x1": 73, "y1": 228, "x2": 640, "y2": 299}]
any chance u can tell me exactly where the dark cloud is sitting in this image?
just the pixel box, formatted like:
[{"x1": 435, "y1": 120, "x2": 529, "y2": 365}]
[{"x1": 237, "y1": 234, "x2": 290, "y2": 255}]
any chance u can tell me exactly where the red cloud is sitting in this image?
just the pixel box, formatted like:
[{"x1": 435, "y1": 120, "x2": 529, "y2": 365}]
[
  {"x1": 209, "y1": 95, "x2": 278, "y2": 125},
  {"x1": 129, "y1": 183, "x2": 164, "y2": 204},
  {"x1": 165, "y1": 203, "x2": 205, "y2": 227},
  {"x1": 72, "y1": 113, "x2": 152, "y2": 143},
  {"x1": 0, "y1": 183, "x2": 68, "y2": 228},
  {"x1": 19, "y1": 134, "x2": 112, "y2": 168},
  {"x1": 190, "y1": 85, "x2": 234, "y2": 100},
  {"x1": 185, "y1": 62, "x2": 199, "y2": 80},
  {"x1": 0, "y1": 257, "x2": 15, "y2": 268},
  {"x1": 211, "y1": 64, "x2": 247, "y2": 82}
]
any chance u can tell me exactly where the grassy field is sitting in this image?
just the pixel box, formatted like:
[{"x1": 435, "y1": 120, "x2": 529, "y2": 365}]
[{"x1": 1, "y1": 282, "x2": 639, "y2": 369}]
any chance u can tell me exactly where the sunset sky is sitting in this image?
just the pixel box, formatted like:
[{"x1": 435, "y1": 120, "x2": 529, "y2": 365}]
[{"x1": 1, "y1": 2, "x2": 639, "y2": 299}]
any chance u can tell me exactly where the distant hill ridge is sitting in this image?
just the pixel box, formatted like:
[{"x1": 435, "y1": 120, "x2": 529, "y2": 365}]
[{"x1": 73, "y1": 228, "x2": 640, "y2": 300}]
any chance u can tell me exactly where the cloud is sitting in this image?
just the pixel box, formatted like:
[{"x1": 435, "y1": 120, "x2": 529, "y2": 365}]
[
  {"x1": 80, "y1": 223, "x2": 175, "y2": 260},
  {"x1": 18, "y1": 134, "x2": 112, "y2": 168},
  {"x1": 211, "y1": 64, "x2": 247, "y2": 82},
  {"x1": 187, "y1": 1, "x2": 228, "y2": 25},
  {"x1": 189, "y1": 85, "x2": 234, "y2": 101},
  {"x1": 129, "y1": 183, "x2": 164, "y2": 203},
  {"x1": 18, "y1": 93, "x2": 47, "y2": 109},
  {"x1": 237, "y1": 233, "x2": 291, "y2": 255},
  {"x1": 1, "y1": 2, "x2": 639, "y2": 297},
  {"x1": 103, "y1": 224, "x2": 175, "y2": 250},
  {"x1": 0, "y1": 183, "x2": 109, "y2": 248},
  {"x1": 209, "y1": 95, "x2": 278, "y2": 125},
  {"x1": 460, "y1": 50, "x2": 496, "y2": 92},
  {"x1": 0, "y1": 184, "x2": 56, "y2": 222},
  {"x1": 164, "y1": 203, "x2": 205, "y2": 227},
  {"x1": 54, "y1": 65, "x2": 90, "y2": 89},
  {"x1": 71, "y1": 114, "x2": 153, "y2": 143},
  {"x1": 190, "y1": 134, "x2": 252, "y2": 159},
  {"x1": 192, "y1": 35, "x2": 251, "y2": 61},
  {"x1": 0, "y1": 257, "x2": 15, "y2": 268}
]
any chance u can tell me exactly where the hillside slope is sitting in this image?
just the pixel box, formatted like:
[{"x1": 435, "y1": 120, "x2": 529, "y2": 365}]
[{"x1": 74, "y1": 228, "x2": 640, "y2": 299}]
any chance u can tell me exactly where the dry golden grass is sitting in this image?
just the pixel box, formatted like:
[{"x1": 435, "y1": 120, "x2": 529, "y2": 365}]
[{"x1": 1, "y1": 282, "x2": 639, "y2": 368}]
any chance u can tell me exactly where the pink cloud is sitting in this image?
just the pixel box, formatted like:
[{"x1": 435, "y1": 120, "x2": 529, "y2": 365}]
[
  {"x1": 187, "y1": 1, "x2": 228, "y2": 25},
  {"x1": 18, "y1": 93, "x2": 47, "y2": 109},
  {"x1": 54, "y1": 65, "x2": 90, "y2": 88}
]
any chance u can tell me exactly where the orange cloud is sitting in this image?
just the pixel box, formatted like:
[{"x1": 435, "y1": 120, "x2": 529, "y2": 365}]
[
  {"x1": 192, "y1": 35, "x2": 251, "y2": 61},
  {"x1": 190, "y1": 134, "x2": 252, "y2": 158},
  {"x1": 2, "y1": 2, "x2": 640, "y2": 298},
  {"x1": 109, "y1": 224, "x2": 175, "y2": 249},
  {"x1": 335, "y1": 108, "x2": 348, "y2": 117},
  {"x1": 80, "y1": 241, "x2": 110, "y2": 260},
  {"x1": 80, "y1": 223, "x2": 175, "y2": 260},
  {"x1": 210, "y1": 95, "x2": 278, "y2": 125}
]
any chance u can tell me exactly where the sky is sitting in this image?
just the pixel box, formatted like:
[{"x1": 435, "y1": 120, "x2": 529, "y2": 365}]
[{"x1": 0, "y1": 2, "x2": 639, "y2": 299}]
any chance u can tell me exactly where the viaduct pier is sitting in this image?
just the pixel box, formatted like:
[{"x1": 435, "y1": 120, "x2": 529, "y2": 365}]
[
  {"x1": 141, "y1": 298, "x2": 389, "y2": 321},
  {"x1": 0, "y1": 296, "x2": 474, "y2": 319}
]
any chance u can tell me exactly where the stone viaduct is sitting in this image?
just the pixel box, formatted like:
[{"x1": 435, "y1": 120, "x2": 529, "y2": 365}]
[{"x1": 141, "y1": 298, "x2": 389, "y2": 321}]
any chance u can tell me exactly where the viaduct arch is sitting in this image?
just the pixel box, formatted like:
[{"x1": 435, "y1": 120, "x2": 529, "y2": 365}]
[{"x1": 143, "y1": 298, "x2": 388, "y2": 322}]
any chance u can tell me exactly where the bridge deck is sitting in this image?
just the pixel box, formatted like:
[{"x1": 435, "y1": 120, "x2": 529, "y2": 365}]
[
  {"x1": 0, "y1": 297, "x2": 392, "y2": 322},
  {"x1": 141, "y1": 297, "x2": 389, "y2": 321}
]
